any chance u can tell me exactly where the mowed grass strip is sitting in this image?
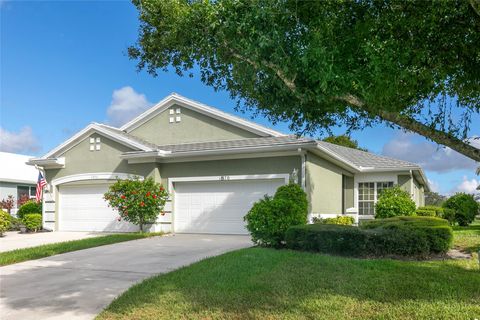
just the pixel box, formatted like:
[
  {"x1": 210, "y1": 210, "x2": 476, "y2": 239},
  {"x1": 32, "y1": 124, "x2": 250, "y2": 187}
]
[
  {"x1": 97, "y1": 223, "x2": 480, "y2": 320},
  {"x1": 0, "y1": 232, "x2": 163, "y2": 266}
]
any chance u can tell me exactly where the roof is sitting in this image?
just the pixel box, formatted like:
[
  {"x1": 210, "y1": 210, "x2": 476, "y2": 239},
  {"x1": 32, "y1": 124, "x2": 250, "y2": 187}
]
[
  {"x1": 154, "y1": 136, "x2": 315, "y2": 154},
  {"x1": 316, "y1": 141, "x2": 420, "y2": 170},
  {"x1": 0, "y1": 152, "x2": 38, "y2": 184},
  {"x1": 120, "y1": 93, "x2": 286, "y2": 137}
]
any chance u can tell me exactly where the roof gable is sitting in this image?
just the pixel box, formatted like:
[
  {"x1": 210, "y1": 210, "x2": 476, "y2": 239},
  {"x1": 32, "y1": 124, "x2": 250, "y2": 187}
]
[
  {"x1": 40, "y1": 123, "x2": 154, "y2": 159},
  {"x1": 120, "y1": 93, "x2": 285, "y2": 137}
]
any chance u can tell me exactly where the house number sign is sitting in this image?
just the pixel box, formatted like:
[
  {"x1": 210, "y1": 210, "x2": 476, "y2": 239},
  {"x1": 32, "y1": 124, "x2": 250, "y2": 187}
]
[{"x1": 220, "y1": 176, "x2": 230, "y2": 181}]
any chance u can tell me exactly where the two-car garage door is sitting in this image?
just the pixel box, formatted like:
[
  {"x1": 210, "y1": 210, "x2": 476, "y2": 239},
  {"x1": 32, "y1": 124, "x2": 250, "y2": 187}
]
[
  {"x1": 174, "y1": 178, "x2": 284, "y2": 234},
  {"x1": 58, "y1": 177, "x2": 285, "y2": 234}
]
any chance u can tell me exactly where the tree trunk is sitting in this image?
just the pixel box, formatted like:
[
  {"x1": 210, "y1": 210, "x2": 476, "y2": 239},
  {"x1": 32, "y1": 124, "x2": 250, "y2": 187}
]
[
  {"x1": 139, "y1": 216, "x2": 144, "y2": 233},
  {"x1": 336, "y1": 94, "x2": 480, "y2": 162},
  {"x1": 377, "y1": 110, "x2": 480, "y2": 162}
]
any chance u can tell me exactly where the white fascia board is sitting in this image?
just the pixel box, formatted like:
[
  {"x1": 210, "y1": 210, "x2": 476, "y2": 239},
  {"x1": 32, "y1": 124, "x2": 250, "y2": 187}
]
[
  {"x1": 40, "y1": 124, "x2": 153, "y2": 159},
  {"x1": 311, "y1": 144, "x2": 360, "y2": 172},
  {"x1": 120, "y1": 93, "x2": 286, "y2": 137},
  {"x1": 26, "y1": 157, "x2": 65, "y2": 168},
  {"x1": 120, "y1": 142, "x2": 315, "y2": 162}
]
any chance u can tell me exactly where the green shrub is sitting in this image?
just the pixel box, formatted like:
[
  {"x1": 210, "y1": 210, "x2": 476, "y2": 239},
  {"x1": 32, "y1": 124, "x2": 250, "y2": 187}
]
[
  {"x1": 375, "y1": 187, "x2": 416, "y2": 219},
  {"x1": 442, "y1": 193, "x2": 479, "y2": 226},
  {"x1": 23, "y1": 213, "x2": 42, "y2": 232},
  {"x1": 313, "y1": 215, "x2": 355, "y2": 225},
  {"x1": 0, "y1": 210, "x2": 11, "y2": 236},
  {"x1": 274, "y1": 183, "x2": 308, "y2": 214},
  {"x1": 244, "y1": 183, "x2": 308, "y2": 247},
  {"x1": 418, "y1": 206, "x2": 444, "y2": 217},
  {"x1": 285, "y1": 216, "x2": 452, "y2": 258},
  {"x1": 416, "y1": 209, "x2": 436, "y2": 216},
  {"x1": 442, "y1": 208, "x2": 456, "y2": 225},
  {"x1": 7, "y1": 216, "x2": 21, "y2": 231},
  {"x1": 17, "y1": 201, "x2": 42, "y2": 220}
]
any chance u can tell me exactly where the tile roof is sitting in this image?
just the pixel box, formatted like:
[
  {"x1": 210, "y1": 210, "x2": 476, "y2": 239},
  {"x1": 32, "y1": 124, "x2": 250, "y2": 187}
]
[{"x1": 96, "y1": 124, "x2": 159, "y2": 150}]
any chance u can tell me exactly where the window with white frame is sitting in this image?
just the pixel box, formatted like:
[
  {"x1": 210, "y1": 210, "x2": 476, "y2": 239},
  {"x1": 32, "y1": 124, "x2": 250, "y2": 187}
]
[{"x1": 358, "y1": 181, "x2": 394, "y2": 215}]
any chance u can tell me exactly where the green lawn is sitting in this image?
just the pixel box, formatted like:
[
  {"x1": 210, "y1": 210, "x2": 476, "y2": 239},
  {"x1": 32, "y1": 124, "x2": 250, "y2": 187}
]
[
  {"x1": 0, "y1": 232, "x2": 163, "y2": 266},
  {"x1": 98, "y1": 222, "x2": 480, "y2": 320},
  {"x1": 452, "y1": 219, "x2": 480, "y2": 253}
]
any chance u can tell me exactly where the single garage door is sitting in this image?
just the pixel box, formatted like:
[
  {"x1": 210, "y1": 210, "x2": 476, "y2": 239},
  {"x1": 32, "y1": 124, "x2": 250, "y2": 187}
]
[
  {"x1": 174, "y1": 178, "x2": 285, "y2": 234},
  {"x1": 59, "y1": 184, "x2": 138, "y2": 232}
]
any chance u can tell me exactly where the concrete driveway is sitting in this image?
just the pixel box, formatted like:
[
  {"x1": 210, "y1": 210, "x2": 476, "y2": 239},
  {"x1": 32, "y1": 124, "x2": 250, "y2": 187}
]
[
  {"x1": 0, "y1": 231, "x2": 104, "y2": 252},
  {"x1": 0, "y1": 234, "x2": 251, "y2": 320}
]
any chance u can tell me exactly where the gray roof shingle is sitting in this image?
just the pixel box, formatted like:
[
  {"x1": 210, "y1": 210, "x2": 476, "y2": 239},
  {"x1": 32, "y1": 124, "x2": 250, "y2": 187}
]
[
  {"x1": 317, "y1": 141, "x2": 420, "y2": 170},
  {"x1": 156, "y1": 136, "x2": 315, "y2": 153}
]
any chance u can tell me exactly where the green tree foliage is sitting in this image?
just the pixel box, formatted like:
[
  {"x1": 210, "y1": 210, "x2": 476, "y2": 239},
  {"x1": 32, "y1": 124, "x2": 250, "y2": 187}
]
[
  {"x1": 129, "y1": 0, "x2": 480, "y2": 161},
  {"x1": 322, "y1": 135, "x2": 367, "y2": 151},
  {"x1": 104, "y1": 177, "x2": 169, "y2": 232},
  {"x1": 424, "y1": 191, "x2": 447, "y2": 207},
  {"x1": 375, "y1": 187, "x2": 416, "y2": 219},
  {"x1": 442, "y1": 193, "x2": 479, "y2": 226}
]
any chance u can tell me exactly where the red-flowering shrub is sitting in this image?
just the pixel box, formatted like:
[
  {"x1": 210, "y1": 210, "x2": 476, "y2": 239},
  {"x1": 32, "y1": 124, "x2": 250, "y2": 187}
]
[{"x1": 103, "y1": 177, "x2": 169, "y2": 232}]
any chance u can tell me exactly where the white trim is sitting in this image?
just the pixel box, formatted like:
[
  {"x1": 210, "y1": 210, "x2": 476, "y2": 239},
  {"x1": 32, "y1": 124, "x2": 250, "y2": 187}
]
[
  {"x1": 38, "y1": 123, "x2": 153, "y2": 160},
  {"x1": 120, "y1": 93, "x2": 286, "y2": 137},
  {"x1": 168, "y1": 173, "x2": 289, "y2": 193},
  {"x1": 52, "y1": 172, "x2": 144, "y2": 186}
]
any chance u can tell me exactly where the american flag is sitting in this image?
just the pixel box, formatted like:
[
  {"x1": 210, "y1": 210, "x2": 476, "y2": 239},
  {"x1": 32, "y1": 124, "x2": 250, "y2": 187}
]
[{"x1": 36, "y1": 172, "x2": 47, "y2": 202}]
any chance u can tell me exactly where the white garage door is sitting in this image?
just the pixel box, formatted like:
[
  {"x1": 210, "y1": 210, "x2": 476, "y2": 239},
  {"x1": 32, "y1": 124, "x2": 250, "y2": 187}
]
[
  {"x1": 59, "y1": 184, "x2": 138, "y2": 232},
  {"x1": 174, "y1": 178, "x2": 285, "y2": 234}
]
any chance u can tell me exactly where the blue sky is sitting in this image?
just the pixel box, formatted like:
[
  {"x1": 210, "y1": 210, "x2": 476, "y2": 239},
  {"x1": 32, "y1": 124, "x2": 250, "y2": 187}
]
[{"x1": 1, "y1": 0, "x2": 479, "y2": 195}]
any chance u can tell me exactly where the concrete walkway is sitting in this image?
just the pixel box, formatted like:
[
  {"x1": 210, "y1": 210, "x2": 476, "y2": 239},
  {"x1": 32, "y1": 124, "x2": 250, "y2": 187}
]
[
  {"x1": 0, "y1": 234, "x2": 251, "y2": 320},
  {"x1": 0, "y1": 231, "x2": 105, "y2": 252}
]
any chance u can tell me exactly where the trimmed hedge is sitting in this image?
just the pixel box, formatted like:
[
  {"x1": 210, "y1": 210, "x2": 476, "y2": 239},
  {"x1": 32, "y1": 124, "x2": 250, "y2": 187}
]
[
  {"x1": 285, "y1": 216, "x2": 452, "y2": 258},
  {"x1": 417, "y1": 206, "x2": 444, "y2": 217},
  {"x1": 313, "y1": 215, "x2": 355, "y2": 225},
  {"x1": 416, "y1": 209, "x2": 436, "y2": 217}
]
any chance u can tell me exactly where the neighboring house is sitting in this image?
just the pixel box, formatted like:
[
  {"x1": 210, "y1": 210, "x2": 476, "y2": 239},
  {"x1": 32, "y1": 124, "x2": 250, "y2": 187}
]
[
  {"x1": 27, "y1": 93, "x2": 429, "y2": 233},
  {"x1": 0, "y1": 152, "x2": 38, "y2": 215}
]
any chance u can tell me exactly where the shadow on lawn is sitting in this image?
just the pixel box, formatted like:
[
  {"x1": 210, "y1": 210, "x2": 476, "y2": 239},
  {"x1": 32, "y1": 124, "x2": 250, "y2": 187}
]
[{"x1": 102, "y1": 247, "x2": 480, "y2": 318}]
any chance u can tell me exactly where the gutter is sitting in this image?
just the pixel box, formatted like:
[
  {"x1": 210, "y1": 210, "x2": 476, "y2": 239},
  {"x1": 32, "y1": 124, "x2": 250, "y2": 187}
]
[{"x1": 120, "y1": 142, "x2": 317, "y2": 160}]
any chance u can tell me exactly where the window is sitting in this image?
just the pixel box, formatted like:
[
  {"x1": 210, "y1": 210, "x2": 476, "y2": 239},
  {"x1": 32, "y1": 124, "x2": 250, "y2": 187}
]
[
  {"x1": 29, "y1": 187, "x2": 36, "y2": 197},
  {"x1": 358, "y1": 181, "x2": 394, "y2": 215},
  {"x1": 89, "y1": 136, "x2": 101, "y2": 151}
]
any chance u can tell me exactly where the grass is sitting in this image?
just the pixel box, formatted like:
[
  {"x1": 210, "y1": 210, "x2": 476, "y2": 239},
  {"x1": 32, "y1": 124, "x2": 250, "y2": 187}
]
[
  {"x1": 0, "y1": 232, "x2": 163, "y2": 266},
  {"x1": 98, "y1": 221, "x2": 480, "y2": 320},
  {"x1": 452, "y1": 218, "x2": 480, "y2": 253}
]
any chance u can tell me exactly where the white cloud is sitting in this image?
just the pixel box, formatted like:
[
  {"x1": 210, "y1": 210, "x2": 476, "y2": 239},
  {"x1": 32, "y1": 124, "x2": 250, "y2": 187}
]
[
  {"x1": 382, "y1": 133, "x2": 479, "y2": 173},
  {"x1": 453, "y1": 176, "x2": 479, "y2": 194},
  {"x1": 427, "y1": 179, "x2": 440, "y2": 193},
  {"x1": 0, "y1": 126, "x2": 40, "y2": 154},
  {"x1": 106, "y1": 86, "x2": 151, "y2": 127}
]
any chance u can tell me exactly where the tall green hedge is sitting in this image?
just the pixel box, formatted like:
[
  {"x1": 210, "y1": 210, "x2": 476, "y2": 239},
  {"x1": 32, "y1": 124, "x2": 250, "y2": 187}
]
[{"x1": 442, "y1": 193, "x2": 479, "y2": 226}]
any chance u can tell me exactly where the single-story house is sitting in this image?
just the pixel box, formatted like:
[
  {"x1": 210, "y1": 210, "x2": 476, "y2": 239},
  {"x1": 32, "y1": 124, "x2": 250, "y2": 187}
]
[
  {"x1": 1, "y1": 152, "x2": 38, "y2": 215},
  {"x1": 28, "y1": 93, "x2": 429, "y2": 234}
]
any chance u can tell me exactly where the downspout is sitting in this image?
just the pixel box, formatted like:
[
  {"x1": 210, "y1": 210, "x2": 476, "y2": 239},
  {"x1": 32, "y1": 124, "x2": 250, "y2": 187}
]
[{"x1": 299, "y1": 148, "x2": 306, "y2": 190}]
